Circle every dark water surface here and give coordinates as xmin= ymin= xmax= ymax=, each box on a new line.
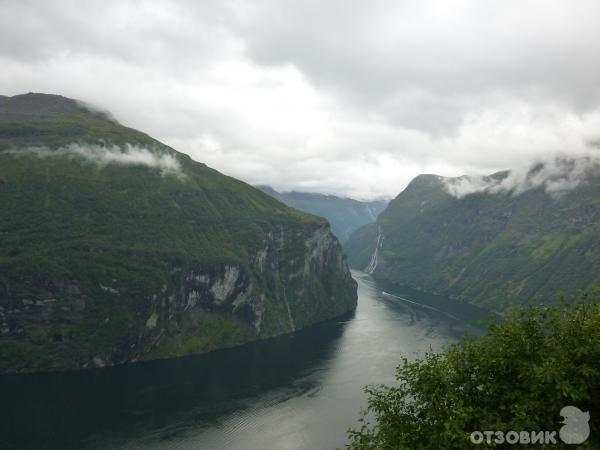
xmin=0 ymin=271 xmax=489 ymax=450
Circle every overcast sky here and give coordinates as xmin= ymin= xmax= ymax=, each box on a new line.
xmin=2 ymin=0 xmax=600 ymax=199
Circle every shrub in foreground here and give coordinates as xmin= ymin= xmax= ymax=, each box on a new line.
xmin=346 ymin=291 xmax=600 ymax=449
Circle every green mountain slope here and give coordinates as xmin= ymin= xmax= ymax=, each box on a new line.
xmin=0 ymin=93 xmax=357 ymax=373
xmin=257 ymin=186 xmax=388 ymax=243
xmin=345 ymin=169 xmax=600 ymax=311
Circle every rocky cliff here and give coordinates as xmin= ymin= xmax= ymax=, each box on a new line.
xmin=0 ymin=93 xmax=357 ymax=373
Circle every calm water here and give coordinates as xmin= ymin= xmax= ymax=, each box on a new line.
xmin=0 ymin=271 xmax=489 ymax=450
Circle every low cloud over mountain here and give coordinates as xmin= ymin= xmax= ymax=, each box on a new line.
xmin=5 ymin=144 xmax=182 ymax=176
xmin=2 ymin=1 xmax=600 ymax=198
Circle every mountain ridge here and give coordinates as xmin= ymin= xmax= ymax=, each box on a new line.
xmin=256 ymin=185 xmax=388 ymax=243
xmin=0 ymin=93 xmax=358 ymax=373
xmin=345 ymin=163 xmax=600 ymax=311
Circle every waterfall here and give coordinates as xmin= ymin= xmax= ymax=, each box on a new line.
xmin=282 ymin=286 xmax=296 ymax=332
xmin=365 ymin=228 xmax=384 ymax=274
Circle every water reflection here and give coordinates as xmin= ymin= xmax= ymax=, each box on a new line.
xmin=0 ymin=310 xmax=353 ymax=449
xmin=0 ymin=271 xmax=488 ymax=450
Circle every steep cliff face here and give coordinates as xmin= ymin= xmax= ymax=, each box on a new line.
xmin=1 ymin=223 xmax=355 ymax=372
xmin=0 ymin=93 xmax=357 ymax=373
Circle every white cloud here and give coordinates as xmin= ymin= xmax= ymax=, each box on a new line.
xmin=5 ymin=144 xmax=182 ymax=176
xmin=443 ymin=153 xmax=600 ymax=198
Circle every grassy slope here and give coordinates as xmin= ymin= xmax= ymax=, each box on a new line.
xmin=346 ymin=173 xmax=600 ymax=311
xmin=0 ymin=98 xmax=322 ymax=277
xmin=0 ymin=94 xmax=356 ymax=372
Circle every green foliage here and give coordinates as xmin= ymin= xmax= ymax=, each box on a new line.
xmin=345 ymin=291 xmax=600 ymax=449
xmin=346 ymin=173 xmax=600 ymax=311
xmin=0 ymin=93 xmax=356 ymax=373
xmin=149 ymin=313 xmax=255 ymax=358
xmin=0 ymin=97 xmax=325 ymax=278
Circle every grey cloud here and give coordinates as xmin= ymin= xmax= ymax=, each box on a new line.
xmin=234 ymin=0 xmax=600 ymax=131
xmin=2 ymin=0 xmax=600 ymax=199
xmin=0 ymin=0 xmax=236 ymax=71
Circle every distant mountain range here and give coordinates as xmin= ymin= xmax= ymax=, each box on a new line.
xmin=0 ymin=93 xmax=357 ymax=373
xmin=345 ymin=164 xmax=600 ymax=311
xmin=256 ymin=186 xmax=388 ymax=243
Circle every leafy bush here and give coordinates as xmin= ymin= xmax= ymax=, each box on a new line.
xmin=346 ymin=291 xmax=600 ymax=449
